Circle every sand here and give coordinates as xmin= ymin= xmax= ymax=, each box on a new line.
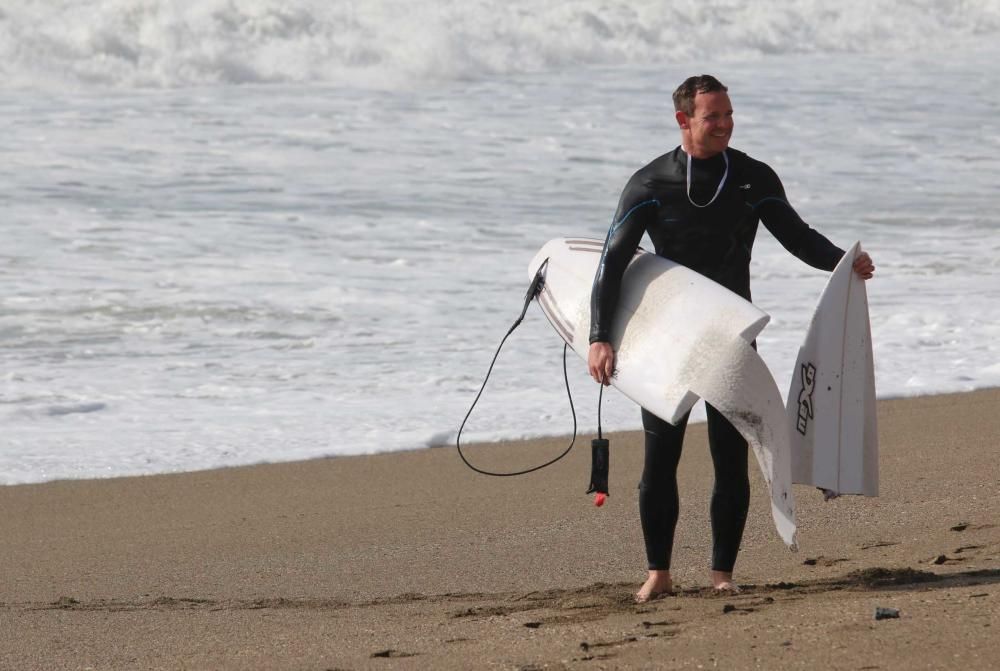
xmin=1 ymin=389 xmax=997 ymax=670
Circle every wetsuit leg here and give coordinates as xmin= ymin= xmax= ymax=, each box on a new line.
xmin=705 ymin=403 xmax=751 ymax=572
xmin=638 ymin=407 xmax=689 ymax=570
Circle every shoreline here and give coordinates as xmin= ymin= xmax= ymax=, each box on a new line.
xmin=1 ymin=389 xmax=998 ymax=669
xmin=4 ymin=386 xmax=996 ymax=491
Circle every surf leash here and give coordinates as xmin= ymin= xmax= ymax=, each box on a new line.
xmin=456 ymin=259 xmax=611 ymax=503
xmin=587 ymin=374 xmax=610 ymax=506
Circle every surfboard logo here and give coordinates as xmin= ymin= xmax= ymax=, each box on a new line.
xmin=796 ymin=363 xmax=817 ymax=435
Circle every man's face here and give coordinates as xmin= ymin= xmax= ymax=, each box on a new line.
xmin=678 ymin=91 xmax=734 ymax=157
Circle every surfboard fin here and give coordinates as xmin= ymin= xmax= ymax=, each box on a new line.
xmin=523 ymin=258 xmax=547 ymax=303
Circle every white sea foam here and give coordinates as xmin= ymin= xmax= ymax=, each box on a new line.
xmin=2 ymin=0 xmax=1000 ymax=89
xmin=0 ymin=6 xmax=998 ymax=484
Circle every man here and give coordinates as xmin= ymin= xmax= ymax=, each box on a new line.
xmin=587 ymin=75 xmax=874 ymax=602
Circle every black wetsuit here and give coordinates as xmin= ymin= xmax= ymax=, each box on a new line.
xmin=590 ymin=146 xmax=844 ymax=572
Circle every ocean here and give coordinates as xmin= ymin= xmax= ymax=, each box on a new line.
xmin=2 ymin=0 xmax=999 ymax=484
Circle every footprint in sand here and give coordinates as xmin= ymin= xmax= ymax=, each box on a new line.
xmin=370 ymin=649 xmax=418 ymax=659
xmin=931 ymin=554 xmax=968 ymax=565
xmin=955 ymin=545 xmax=986 ymax=555
xmin=580 ymin=636 xmax=638 ymax=653
xmin=951 ymin=522 xmax=998 ymax=532
xmin=860 ymin=540 xmax=900 ymax=550
xmin=640 ymin=620 xmax=681 ymax=638
xmin=803 ymin=556 xmax=850 ymax=566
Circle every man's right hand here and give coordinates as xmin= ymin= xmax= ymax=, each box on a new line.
xmin=588 ymin=342 xmax=615 ymax=385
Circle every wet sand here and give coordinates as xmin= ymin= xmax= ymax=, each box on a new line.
xmin=1 ymin=389 xmax=998 ymax=669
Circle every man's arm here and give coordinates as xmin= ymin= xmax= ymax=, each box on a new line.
xmin=752 ymin=164 xmax=846 ymax=272
xmin=588 ymin=180 xmax=657 ymax=384
xmin=753 ymin=165 xmax=875 ymax=278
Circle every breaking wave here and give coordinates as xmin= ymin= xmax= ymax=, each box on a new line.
xmin=3 ymin=0 xmax=1000 ymax=89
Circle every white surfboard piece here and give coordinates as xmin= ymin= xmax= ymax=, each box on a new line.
xmin=788 ymin=241 xmax=878 ymax=497
xmin=528 ymin=238 xmax=797 ymax=547
xmin=687 ymin=338 xmax=798 ymax=547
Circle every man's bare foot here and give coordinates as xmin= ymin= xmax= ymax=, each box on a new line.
xmin=635 ymin=570 xmax=674 ymax=603
xmin=711 ymin=570 xmax=741 ymax=593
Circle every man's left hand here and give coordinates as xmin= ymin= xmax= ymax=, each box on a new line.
xmin=853 ymin=251 xmax=875 ymax=280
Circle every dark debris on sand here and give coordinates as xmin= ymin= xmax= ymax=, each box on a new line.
xmin=847 ymin=567 xmax=940 ymax=588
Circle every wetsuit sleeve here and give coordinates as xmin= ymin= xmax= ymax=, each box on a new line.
xmin=753 ymin=165 xmax=845 ymax=271
xmin=589 ymin=178 xmax=659 ymax=343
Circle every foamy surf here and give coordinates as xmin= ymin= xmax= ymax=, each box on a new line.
xmin=3 ymin=0 xmax=999 ymax=89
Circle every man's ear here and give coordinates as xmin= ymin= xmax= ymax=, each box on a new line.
xmin=675 ymin=110 xmax=689 ymax=129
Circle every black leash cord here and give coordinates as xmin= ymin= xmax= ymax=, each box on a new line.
xmin=597 ymin=371 xmax=605 ymax=439
xmin=455 ymin=261 xmax=581 ymax=477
